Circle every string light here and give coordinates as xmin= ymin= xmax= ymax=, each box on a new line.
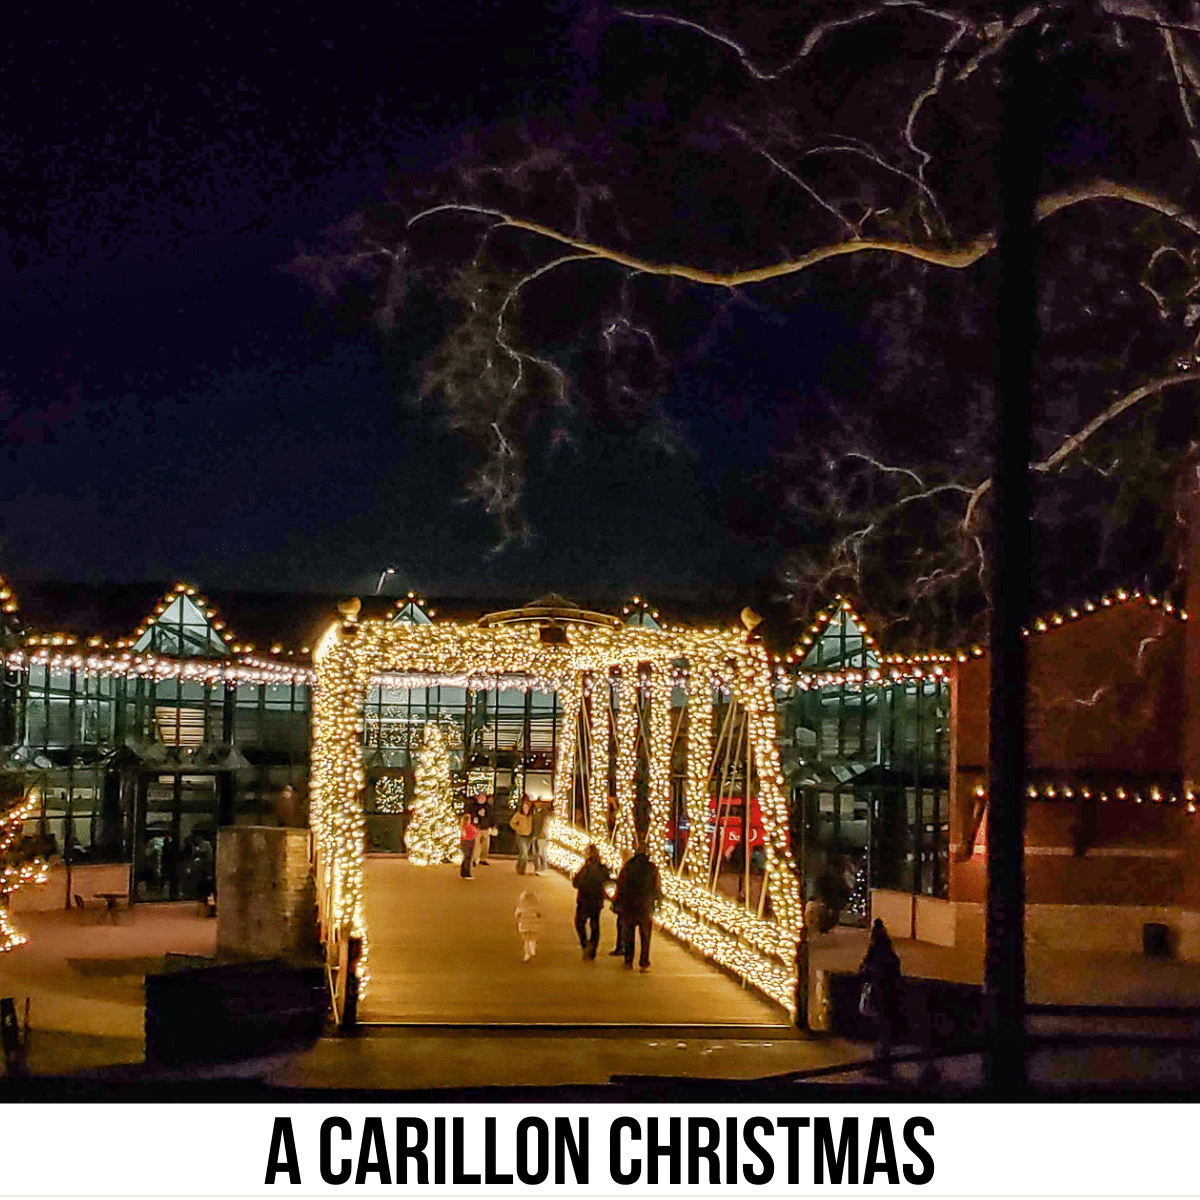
xmin=682 ymin=680 xmax=713 ymax=876
xmin=374 ymin=777 xmax=405 ymax=814
xmin=587 ymin=675 xmax=608 ymax=837
xmin=614 ymin=667 xmax=639 ymax=858
xmin=975 ymin=782 xmax=1189 ymax=808
xmin=1017 ymin=589 xmax=1187 ymax=639
xmin=0 ymin=791 xmax=50 ymax=953
xmin=311 ymin=613 xmax=805 ymax=1012
xmin=405 ymin=722 xmax=460 ymax=865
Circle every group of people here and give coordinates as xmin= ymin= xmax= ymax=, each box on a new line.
xmin=569 ymin=841 xmax=662 ymax=970
xmin=457 ymin=793 xmax=551 ymax=879
xmin=451 ymin=793 xmax=664 ymax=970
xmin=481 ymin=840 xmax=663 ymax=971
xmin=511 ymin=842 xmax=662 ymax=969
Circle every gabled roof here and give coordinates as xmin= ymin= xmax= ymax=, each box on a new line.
xmin=793 ymin=597 xmax=880 ymax=671
xmin=130 ymin=585 xmax=233 ymax=657
xmin=6 ymin=580 xmax=790 ymax=668
xmin=622 ymin=596 xmax=662 ymax=630
xmin=391 ymin=591 xmax=433 ymax=625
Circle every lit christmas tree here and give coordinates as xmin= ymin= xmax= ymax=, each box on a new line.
xmin=0 ymin=790 xmax=50 ymax=953
xmin=405 ymin=722 xmax=460 ymax=865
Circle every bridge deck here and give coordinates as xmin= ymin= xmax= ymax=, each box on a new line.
xmin=358 ymin=855 xmax=789 ymax=1027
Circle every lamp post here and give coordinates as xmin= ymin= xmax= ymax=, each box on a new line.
xmin=375 ymin=567 xmax=396 ymax=595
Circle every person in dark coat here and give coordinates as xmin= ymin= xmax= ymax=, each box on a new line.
xmin=613 ymin=843 xmax=662 ymax=971
xmin=572 ymin=843 xmax=610 ymax=959
xmin=858 ymin=917 xmax=902 ymax=1074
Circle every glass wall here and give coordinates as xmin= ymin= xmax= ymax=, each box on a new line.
xmin=13 ymin=664 xmax=312 ymax=883
xmin=779 ymin=675 xmax=950 ymax=919
xmin=361 ymin=683 xmax=561 ymax=854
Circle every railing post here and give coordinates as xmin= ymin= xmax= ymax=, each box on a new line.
xmin=1 ymin=997 xmax=27 ymax=1077
xmin=336 ymin=930 xmax=362 ymax=1032
xmin=793 ymin=928 xmax=810 ymax=1030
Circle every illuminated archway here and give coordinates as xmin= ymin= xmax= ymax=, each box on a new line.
xmin=310 ymin=611 xmax=803 ymax=1014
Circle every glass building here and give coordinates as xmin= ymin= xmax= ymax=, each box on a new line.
xmin=0 ymin=580 xmax=950 ymax=920
xmin=776 ymin=602 xmax=952 ymax=922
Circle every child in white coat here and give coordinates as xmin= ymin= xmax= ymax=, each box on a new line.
xmin=514 ymin=890 xmax=544 ymax=962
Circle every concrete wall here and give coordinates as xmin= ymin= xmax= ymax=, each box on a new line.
xmin=932 ymin=901 xmax=1200 ymax=960
xmin=914 ymin=895 xmax=957 ymax=946
xmin=216 ymin=826 xmax=318 ymax=963
xmin=870 ymin=888 xmax=914 ymax=939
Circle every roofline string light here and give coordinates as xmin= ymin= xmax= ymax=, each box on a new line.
xmin=969 ymin=780 xmax=1200 ymax=812
xmin=774 ymin=587 xmax=1188 ymax=695
xmin=1021 ymin=589 xmax=1188 ymax=639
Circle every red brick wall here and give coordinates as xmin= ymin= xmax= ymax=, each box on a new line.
xmin=949 ymin=604 xmax=1187 ymax=907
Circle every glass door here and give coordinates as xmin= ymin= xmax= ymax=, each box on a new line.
xmin=135 ymin=773 xmax=218 ymax=901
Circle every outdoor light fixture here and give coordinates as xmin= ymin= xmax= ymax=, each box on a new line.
xmin=376 ymin=566 xmax=397 ymax=595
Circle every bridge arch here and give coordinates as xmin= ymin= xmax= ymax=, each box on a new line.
xmin=309 ymin=606 xmax=804 ymax=1017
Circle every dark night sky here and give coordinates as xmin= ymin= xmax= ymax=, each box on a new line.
xmin=2 ymin=1 xmax=853 ymax=605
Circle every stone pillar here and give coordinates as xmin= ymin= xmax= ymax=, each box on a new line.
xmin=216 ymin=826 xmax=319 ymax=963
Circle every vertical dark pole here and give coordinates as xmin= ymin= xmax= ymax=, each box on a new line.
xmin=985 ymin=5 xmax=1039 ymax=1093
xmin=171 ymin=774 xmax=183 ymax=901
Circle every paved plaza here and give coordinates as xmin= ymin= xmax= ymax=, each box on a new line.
xmin=4 ymin=858 xmax=1200 ymax=1087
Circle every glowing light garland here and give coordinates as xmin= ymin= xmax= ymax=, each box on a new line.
xmin=682 ymin=684 xmax=713 ymax=877
xmin=0 ymin=793 xmax=50 ymax=953
xmin=587 ymin=676 xmax=608 ymax=840
xmin=310 ymin=614 xmax=804 ymax=1014
xmin=647 ymin=668 xmax=672 ymax=866
xmin=552 ymin=677 xmax=583 ymax=821
xmin=3 ymin=648 xmax=312 ymax=688
xmin=373 ymin=777 xmax=406 ymax=814
xmin=614 ymin=668 xmax=639 ymax=858
xmin=405 ymin=722 xmax=460 ymax=865
xmin=970 ymin=779 xmax=1200 ymax=812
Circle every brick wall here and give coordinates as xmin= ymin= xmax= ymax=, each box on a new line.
xmin=950 ymin=605 xmax=1188 ymax=907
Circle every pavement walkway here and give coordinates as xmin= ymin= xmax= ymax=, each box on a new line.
xmin=359 ymin=855 xmax=786 ymax=1026
xmin=5 ymin=863 xmax=1200 ymax=1087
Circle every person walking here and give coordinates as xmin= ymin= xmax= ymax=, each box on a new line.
xmin=459 ymin=810 xmax=478 ymax=880
xmin=470 ymin=793 xmax=494 ymax=867
xmin=572 ymin=843 xmax=610 ymax=959
xmin=514 ymin=889 xmax=544 ymax=962
xmin=510 ymin=794 xmax=536 ymax=874
xmin=607 ymin=887 xmax=628 ymax=957
xmin=613 ymin=841 xmax=661 ymax=971
xmin=858 ymin=917 xmax=903 ymax=1076
xmin=531 ymin=798 xmax=552 ymax=875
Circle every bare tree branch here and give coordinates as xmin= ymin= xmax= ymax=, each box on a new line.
xmin=406 ymin=178 xmax=1200 ymax=291
xmin=962 ymin=370 xmax=1199 ymax=530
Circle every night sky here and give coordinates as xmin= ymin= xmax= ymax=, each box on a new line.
xmin=2 ymin=0 xmax=853 ymax=606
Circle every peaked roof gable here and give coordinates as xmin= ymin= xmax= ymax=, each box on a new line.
xmin=795 ymin=597 xmax=881 ymax=671
xmin=130 ymin=585 xmax=234 ymax=658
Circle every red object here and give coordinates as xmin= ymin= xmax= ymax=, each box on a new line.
xmin=708 ymin=795 xmax=764 ymax=855
xmin=668 ymin=796 xmax=765 ymax=858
